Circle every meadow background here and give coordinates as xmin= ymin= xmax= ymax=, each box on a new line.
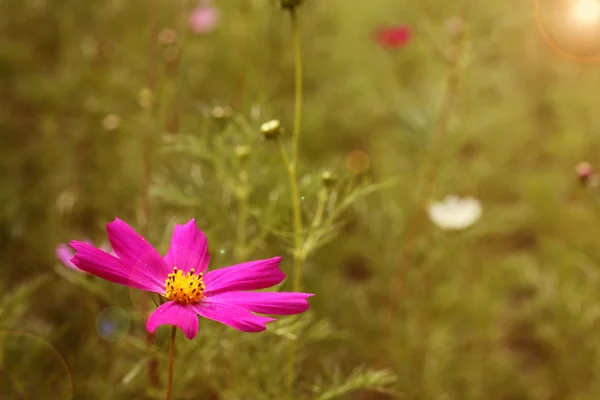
xmin=3 ymin=0 xmax=600 ymax=399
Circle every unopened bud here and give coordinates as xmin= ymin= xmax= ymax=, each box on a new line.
xmin=277 ymin=0 xmax=304 ymax=11
xmin=321 ymin=171 xmax=337 ymax=188
xmin=260 ymin=119 xmax=282 ymax=139
xmin=235 ymin=145 xmax=251 ymax=161
xmin=576 ymin=161 xmax=598 ymax=187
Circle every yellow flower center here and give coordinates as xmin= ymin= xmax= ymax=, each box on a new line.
xmin=164 ymin=267 xmax=206 ymax=305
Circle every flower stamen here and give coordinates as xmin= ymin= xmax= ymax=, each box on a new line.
xmin=164 ymin=267 xmax=206 ymax=304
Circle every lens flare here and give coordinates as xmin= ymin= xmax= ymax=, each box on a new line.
xmin=572 ymin=0 xmax=600 ymax=25
xmin=535 ymin=0 xmax=600 ymax=62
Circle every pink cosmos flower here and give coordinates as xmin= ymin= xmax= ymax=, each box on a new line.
xmin=189 ymin=4 xmax=219 ymax=34
xmin=57 ymin=239 xmax=114 ymax=272
xmin=69 ymin=219 xmax=313 ymax=339
xmin=375 ymin=25 xmax=413 ymax=49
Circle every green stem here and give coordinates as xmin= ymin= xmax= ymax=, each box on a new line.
xmin=311 ymin=188 xmax=328 ymax=229
xmin=283 ymin=6 xmax=305 ymax=396
xmin=145 ymin=0 xmax=160 ymax=389
xmin=391 ymin=5 xmax=469 ymax=397
xmin=290 ymin=8 xmax=303 ymax=168
xmin=166 ymin=326 xmax=177 ymax=400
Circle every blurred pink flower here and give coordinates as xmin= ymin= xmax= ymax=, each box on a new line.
xmin=56 ymin=239 xmax=113 ymax=273
xmin=375 ymin=25 xmax=413 ymax=49
xmin=576 ymin=161 xmax=598 ymax=187
xmin=189 ymin=4 xmax=219 ymax=34
xmin=69 ymin=218 xmax=313 ymax=339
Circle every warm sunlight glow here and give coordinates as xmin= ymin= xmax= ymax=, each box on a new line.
xmin=572 ymin=0 xmax=600 ymax=25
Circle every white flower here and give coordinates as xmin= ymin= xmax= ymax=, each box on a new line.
xmin=428 ymin=195 xmax=482 ymax=230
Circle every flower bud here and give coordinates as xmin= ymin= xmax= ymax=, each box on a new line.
xmin=234 ymin=145 xmax=251 ymax=161
xmin=260 ymin=119 xmax=282 ymax=139
xmin=576 ymin=161 xmax=598 ymax=187
xmin=277 ymin=0 xmax=304 ymax=11
xmin=321 ymin=171 xmax=337 ymax=188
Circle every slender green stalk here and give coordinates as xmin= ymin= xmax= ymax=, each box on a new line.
xmin=145 ymin=0 xmax=160 ymax=388
xmin=311 ymin=188 xmax=328 ymax=229
xmin=391 ymin=2 xmax=469 ymax=318
xmin=290 ymin=9 xmax=303 ymax=170
xmin=391 ymin=5 xmax=469 ymax=398
xmin=166 ymin=326 xmax=177 ymax=400
xmin=276 ymin=139 xmax=304 ymax=281
xmin=283 ymin=7 xmax=305 ymax=395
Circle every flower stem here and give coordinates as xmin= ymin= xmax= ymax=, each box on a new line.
xmin=390 ymin=5 xmax=469 ymax=397
xmin=282 ymin=6 xmax=305 ymax=396
xmin=290 ymin=8 xmax=303 ymax=171
xmin=392 ymin=1 xmax=468 ymax=317
xmin=145 ymin=0 xmax=160 ymax=389
xmin=166 ymin=326 xmax=177 ymax=400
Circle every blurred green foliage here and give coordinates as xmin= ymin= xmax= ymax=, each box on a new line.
xmin=3 ymin=0 xmax=600 ymax=398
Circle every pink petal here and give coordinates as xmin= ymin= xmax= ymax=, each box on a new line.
xmin=164 ymin=219 xmax=210 ymax=274
xmin=203 ymin=257 xmax=285 ymax=295
xmin=193 ymin=301 xmax=275 ymax=332
xmin=69 ymin=241 xmax=165 ymax=293
xmin=57 ymin=239 xmax=94 ymax=272
xmin=56 ymin=244 xmax=79 ymax=272
xmin=146 ymin=301 xmax=199 ymax=340
xmin=206 ymin=291 xmax=313 ymax=315
xmin=106 ymin=218 xmax=171 ymax=283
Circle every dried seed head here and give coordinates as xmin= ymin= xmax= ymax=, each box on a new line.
xmin=321 ymin=171 xmax=337 ymax=188
xmin=234 ymin=145 xmax=251 ymax=161
xmin=277 ymin=0 xmax=305 ymax=10
xmin=260 ymin=119 xmax=282 ymax=139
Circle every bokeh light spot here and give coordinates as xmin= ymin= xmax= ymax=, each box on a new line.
xmin=572 ymin=0 xmax=600 ymax=25
xmin=536 ymin=0 xmax=600 ymax=61
xmin=102 ymin=114 xmax=121 ymax=131
xmin=345 ymin=150 xmax=370 ymax=174
xmin=96 ymin=306 xmax=131 ymax=342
